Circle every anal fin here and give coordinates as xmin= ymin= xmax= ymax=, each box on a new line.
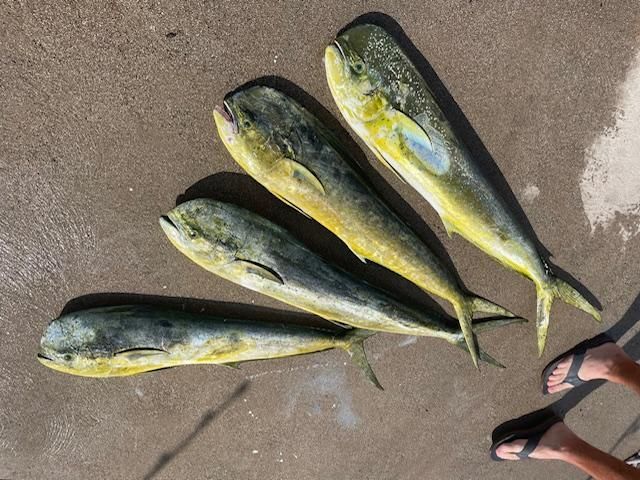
xmin=345 ymin=243 xmax=367 ymax=263
xmin=221 ymin=362 xmax=241 ymax=370
xmin=442 ymin=217 xmax=457 ymax=238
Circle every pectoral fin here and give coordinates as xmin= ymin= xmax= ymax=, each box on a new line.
xmin=281 ymin=158 xmax=325 ymax=195
xmin=390 ymin=108 xmax=450 ymax=175
xmin=114 ymin=348 xmax=169 ymax=361
xmin=234 ymin=259 xmax=284 ymax=285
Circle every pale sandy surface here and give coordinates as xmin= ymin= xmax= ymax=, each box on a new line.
xmin=2 ymin=2 xmax=640 ymax=479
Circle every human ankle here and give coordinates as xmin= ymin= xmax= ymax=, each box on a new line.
xmin=607 ymin=356 xmax=638 ymax=384
xmin=549 ymin=434 xmax=586 ymax=461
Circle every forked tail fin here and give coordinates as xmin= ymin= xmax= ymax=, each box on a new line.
xmin=536 ymin=277 xmax=601 ymax=356
xmin=453 ymin=295 xmax=518 ymax=370
xmin=470 ymin=296 xmax=518 ymax=318
xmin=452 ymin=316 xmax=527 ymax=368
xmin=341 ymin=329 xmax=383 ymax=390
xmin=453 ymin=303 xmax=479 ymax=370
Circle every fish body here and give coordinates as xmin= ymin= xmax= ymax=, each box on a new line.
xmin=214 ymin=86 xmax=515 ymax=367
xmin=324 ymin=24 xmax=600 ymax=355
xmin=160 ymin=199 xmax=523 ymax=366
xmin=38 ymin=305 xmax=381 ymax=387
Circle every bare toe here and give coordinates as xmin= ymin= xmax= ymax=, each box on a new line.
xmin=496 ymin=440 xmax=527 ymax=460
xmin=547 ymin=383 xmax=572 ymax=394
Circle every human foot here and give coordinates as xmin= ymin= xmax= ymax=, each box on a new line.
xmin=546 ymin=341 xmax=631 ymax=394
xmin=494 ymin=421 xmax=579 ymax=461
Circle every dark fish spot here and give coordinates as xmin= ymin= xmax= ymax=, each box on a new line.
xmin=165 ymin=31 xmax=179 ymax=39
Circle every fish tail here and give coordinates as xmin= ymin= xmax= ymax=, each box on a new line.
xmin=451 ymin=316 xmax=527 ymax=368
xmin=535 ymin=277 xmax=602 ymax=357
xmin=341 ymin=329 xmax=383 ymax=390
xmin=452 ymin=337 xmax=504 ymax=369
xmin=469 ymin=295 xmax=518 ymax=318
xmin=554 ymin=277 xmax=602 ymax=322
xmin=470 ymin=316 xmax=528 ymax=334
xmin=452 ymin=302 xmax=479 ymax=369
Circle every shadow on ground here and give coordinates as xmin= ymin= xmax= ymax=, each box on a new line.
xmin=61 ymin=292 xmax=333 ymax=330
xmin=143 ymin=381 xmax=250 ymax=480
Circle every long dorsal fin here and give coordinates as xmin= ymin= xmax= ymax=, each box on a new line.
xmin=233 ymin=259 xmax=284 ymax=285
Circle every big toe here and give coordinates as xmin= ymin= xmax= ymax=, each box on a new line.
xmin=495 ymin=440 xmax=527 ymax=460
xmin=547 ymin=382 xmax=572 ymax=394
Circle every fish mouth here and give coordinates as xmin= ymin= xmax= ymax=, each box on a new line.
xmin=37 ymin=352 xmax=54 ymax=363
xmin=160 ymin=214 xmax=176 ymax=229
xmin=159 ymin=214 xmax=180 ymax=238
xmin=333 ymin=39 xmax=347 ymax=60
xmin=214 ymin=101 xmax=238 ymax=134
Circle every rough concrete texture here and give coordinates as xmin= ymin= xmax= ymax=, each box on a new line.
xmin=2 ymin=1 xmax=640 ymax=479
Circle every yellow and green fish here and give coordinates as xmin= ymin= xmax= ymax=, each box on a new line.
xmin=38 ymin=304 xmax=382 ymax=388
xmin=214 ymin=85 xmax=515 ymax=367
xmin=160 ymin=199 xmax=524 ymax=367
xmin=324 ymin=23 xmax=600 ymax=355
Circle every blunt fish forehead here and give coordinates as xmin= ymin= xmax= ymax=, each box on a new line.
xmin=40 ymin=313 xmax=97 ymax=353
xmin=170 ymin=198 xmax=226 ymax=226
xmin=163 ymin=199 xmax=244 ymax=259
xmin=228 ymin=86 xmax=296 ymax=130
xmin=338 ymin=24 xmax=395 ymax=62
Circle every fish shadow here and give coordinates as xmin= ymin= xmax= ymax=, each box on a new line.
xmin=61 ymin=292 xmax=335 ymax=330
xmin=142 ymin=380 xmax=249 ymax=480
xmin=176 ymin=171 xmax=451 ymax=318
xmin=338 ymin=12 xmax=601 ymax=311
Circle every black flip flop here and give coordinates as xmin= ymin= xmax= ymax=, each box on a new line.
xmin=541 ymin=333 xmax=614 ymax=395
xmin=490 ymin=413 xmax=562 ymax=461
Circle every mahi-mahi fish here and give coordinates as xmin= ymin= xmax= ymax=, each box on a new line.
xmin=160 ymin=199 xmax=524 ymax=366
xmin=324 ymin=23 xmax=600 ymax=355
xmin=213 ymin=85 xmax=516 ymax=367
xmin=37 ymin=304 xmax=382 ymax=388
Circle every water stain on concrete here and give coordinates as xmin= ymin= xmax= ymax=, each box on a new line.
xmin=581 ymin=50 xmax=640 ymax=242
xmin=522 ymin=184 xmax=540 ymax=203
xmin=285 ymin=369 xmax=359 ymax=429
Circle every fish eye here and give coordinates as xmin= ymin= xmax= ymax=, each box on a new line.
xmin=353 ymin=61 xmax=365 ymax=74
xmin=189 ymin=230 xmax=198 ymax=238
xmin=63 ymin=353 xmax=72 ymax=362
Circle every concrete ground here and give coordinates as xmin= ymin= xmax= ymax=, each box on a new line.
xmin=2 ymin=1 xmax=640 ymax=479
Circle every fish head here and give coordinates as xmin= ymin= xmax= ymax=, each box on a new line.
xmin=160 ymin=199 xmax=242 ymax=269
xmin=325 ymin=25 xmax=389 ymax=122
xmin=214 ymin=87 xmax=297 ymax=177
xmin=37 ymin=312 xmax=105 ymax=376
